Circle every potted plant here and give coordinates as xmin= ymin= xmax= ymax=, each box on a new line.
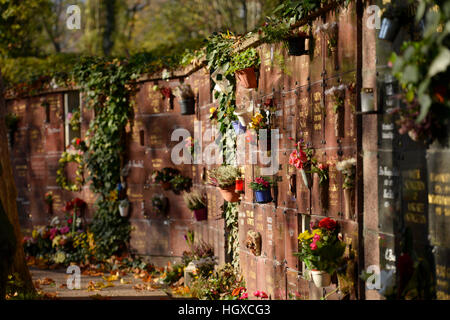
xmin=288 ymin=137 xmax=315 ymax=189
xmin=259 ymin=19 xmax=310 ymax=56
xmin=183 ymin=190 xmax=207 ymax=221
xmin=173 ymin=84 xmax=195 ymax=115
xmin=152 ymin=167 xmax=181 ymax=190
xmin=311 ymin=163 xmax=329 ymax=210
xmin=325 ymin=84 xmax=346 ymax=138
xmin=227 ymin=48 xmax=260 ymax=89
xmin=170 ymin=174 xmax=192 ymax=194
xmin=250 ymin=177 xmax=273 ymax=204
xmin=336 ymin=158 xmax=356 ymax=220
xmin=119 ymin=199 xmax=130 ymax=217
xmin=208 ymin=165 xmax=241 ymax=202
xmin=295 ymin=218 xmax=346 ymax=288
xmin=151 ymin=194 xmax=168 ymax=215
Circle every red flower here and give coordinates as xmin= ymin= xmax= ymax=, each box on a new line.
xmin=72 ymin=197 xmax=86 ymax=209
xmin=318 ymin=217 xmax=337 ymax=231
xmin=64 ymin=201 xmax=74 ymax=212
xmin=76 ymin=138 xmax=81 ymax=146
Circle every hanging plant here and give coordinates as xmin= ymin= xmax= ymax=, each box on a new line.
xmin=227 ymin=48 xmax=261 ymax=89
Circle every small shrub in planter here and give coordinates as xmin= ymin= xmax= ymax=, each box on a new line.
xmin=250 ymin=177 xmax=273 ymax=203
xmin=119 ymin=199 xmax=130 ymax=217
xmin=208 ymin=165 xmax=242 ymax=202
xmin=170 ymin=174 xmax=192 ymax=194
xmin=173 ymin=84 xmax=195 ymax=115
xmin=152 ymin=167 xmax=180 ymax=190
xmin=259 ymin=20 xmax=310 ymax=56
xmin=227 ymin=48 xmax=260 ymax=89
xmin=183 ymin=190 xmax=207 ymax=221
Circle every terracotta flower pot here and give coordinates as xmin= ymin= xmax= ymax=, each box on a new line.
xmin=344 ymin=188 xmax=355 ymax=220
xmin=310 ymin=270 xmax=332 ymax=288
xmin=193 ymin=207 xmax=207 ymax=221
xmin=219 ymin=186 xmax=241 ymax=203
xmin=235 ymin=67 xmax=257 ymax=89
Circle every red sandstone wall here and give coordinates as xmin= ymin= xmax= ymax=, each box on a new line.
xmin=7 ymin=3 xmax=362 ymax=300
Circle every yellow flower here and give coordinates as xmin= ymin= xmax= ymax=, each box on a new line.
xmin=298 ymin=230 xmax=312 ymax=242
xmin=209 ymin=107 xmax=216 ymax=114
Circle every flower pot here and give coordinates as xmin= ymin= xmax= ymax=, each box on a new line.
xmin=310 ymin=270 xmax=332 ymax=288
xmin=119 ymin=204 xmax=129 ymax=217
xmin=193 ymin=207 xmax=207 ymax=221
xmin=378 ymin=18 xmax=400 ymax=41
xmin=343 ymin=188 xmax=355 ymax=220
xmin=235 ymin=67 xmax=257 ymax=89
xmin=219 ymin=186 xmax=241 ymax=203
xmin=179 ymin=98 xmax=195 ymax=115
xmin=286 ymin=35 xmax=308 ymax=56
xmin=254 ymin=189 xmax=272 ymax=204
xmin=161 ymin=181 xmax=171 ymax=190
xmin=231 ymin=120 xmax=246 ymax=135
xmin=300 ymin=167 xmax=312 ymax=189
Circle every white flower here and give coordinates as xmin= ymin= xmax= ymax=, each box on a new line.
xmin=336 ymin=158 xmax=356 ymax=171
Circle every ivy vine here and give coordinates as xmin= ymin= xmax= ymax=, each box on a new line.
xmin=72 ymin=57 xmax=139 ymax=260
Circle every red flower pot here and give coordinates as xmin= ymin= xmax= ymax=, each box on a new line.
xmin=193 ymin=207 xmax=207 ymax=221
xmin=235 ymin=67 xmax=257 ymax=89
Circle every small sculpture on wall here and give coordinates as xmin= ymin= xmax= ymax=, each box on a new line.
xmin=245 ymin=230 xmax=262 ymax=256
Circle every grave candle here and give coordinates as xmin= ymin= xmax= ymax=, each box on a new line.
xmin=235 ymin=178 xmax=244 ymax=193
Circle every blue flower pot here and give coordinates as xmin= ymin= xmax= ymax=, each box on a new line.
xmin=255 ymin=189 xmax=272 ymax=203
xmin=232 ymin=120 xmax=246 ymax=135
